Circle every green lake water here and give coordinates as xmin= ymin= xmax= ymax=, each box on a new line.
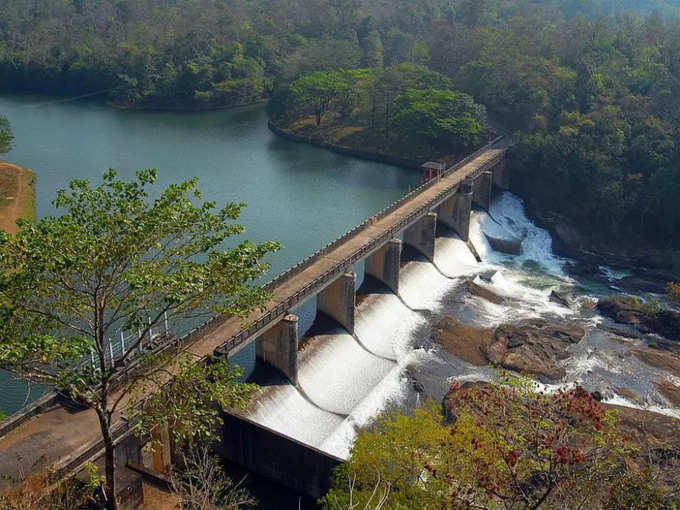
xmin=0 ymin=95 xmax=419 ymax=415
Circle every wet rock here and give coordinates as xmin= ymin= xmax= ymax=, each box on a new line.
xmin=653 ymin=310 xmax=680 ymax=341
xmin=465 ymin=280 xmax=506 ymax=305
xmin=655 ymin=380 xmax=680 ymax=407
xmin=491 ymin=320 xmax=586 ymax=381
xmin=597 ymin=297 xmax=649 ymax=327
xmin=597 ymin=323 xmax=643 ymax=340
xmin=629 ymin=348 xmax=680 ymax=378
xmin=549 ymin=290 xmax=571 ymax=308
xmin=484 ymin=233 xmax=522 ymax=255
xmin=591 ymin=391 xmax=603 ymax=402
xmin=633 ymin=254 xmax=675 ymax=271
xmin=615 ymin=276 xmax=668 ymax=295
xmin=432 ymin=317 xmax=494 ymax=367
xmin=412 ymin=380 xmax=425 ymax=394
xmin=598 ymin=296 xmax=680 ymax=341
xmin=435 ymin=318 xmax=586 ymax=382
xmin=565 ymin=260 xmax=607 ymax=282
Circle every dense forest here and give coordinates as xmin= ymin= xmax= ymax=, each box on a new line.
xmin=1 ymin=0 xmax=680 ymax=249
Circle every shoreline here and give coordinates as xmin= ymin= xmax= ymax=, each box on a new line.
xmin=108 ymin=97 xmax=268 ymax=113
xmin=0 ymin=160 xmax=35 ymax=234
xmin=267 ymin=121 xmax=423 ymax=170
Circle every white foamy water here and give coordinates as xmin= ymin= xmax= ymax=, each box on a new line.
xmin=245 ymin=383 xmax=345 ymax=449
xmin=399 ymin=261 xmax=452 ymax=310
xmin=434 ymin=234 xmax=478 ymax=278
xmin=355 ymin=293 xmax=424 ymax=360
xmin=470 ymin=192 xmax=566 ymax=276
xmin=322 ymin=359 xmax=414 ymax=458
xmin=297 ymin=328 xmax=396 ymax=416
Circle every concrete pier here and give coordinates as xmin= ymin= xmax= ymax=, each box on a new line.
xmin=255 ymin=315 xmax=299 ymax=384
xmin=493 ymin=158 xmax=509 ymax=190
xmin=318 ymin=273 xmax=356 ymax=334
xmin=365 ymin=239 xmax=402 ymax=293
xmin=404 ymin=212 xmax=437 ymax=262
xmin=473 ymin=171 xmax=493 ymax=210
xmin=438 ymin=179 xmax=473 ymax=241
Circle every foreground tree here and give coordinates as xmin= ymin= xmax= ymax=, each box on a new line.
xmin=0 ymin=169 xmax=279 ymax=510
xmin=321 ymin=376 xmax=679 ymax=510
xmin=168 ymin=445 xmax=256 ymax=510
xmin=0 ymin=114 xmax=13 ymax=154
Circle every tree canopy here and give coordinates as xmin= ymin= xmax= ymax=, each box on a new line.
xmin=321 ymin=377 xmax=679 ymax=510
xmin=1 ymin=0 xmax=679 ymax=248
xmin=0 ymin=169 xmax=279 ymax=509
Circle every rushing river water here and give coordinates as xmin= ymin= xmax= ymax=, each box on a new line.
xmin=0 ymin=94 xmax=420 ymax=415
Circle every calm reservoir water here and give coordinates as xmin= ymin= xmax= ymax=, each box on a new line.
xmin=0 ymin=95 xmax=419 ymax=415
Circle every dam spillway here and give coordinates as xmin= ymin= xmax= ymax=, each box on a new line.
xmin=237 ymin=233 xmax=478 ymax=460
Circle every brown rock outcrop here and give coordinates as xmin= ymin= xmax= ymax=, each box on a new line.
xmin=434 ymin=318 xmax=586 ymax=381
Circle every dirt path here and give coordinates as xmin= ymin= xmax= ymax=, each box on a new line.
xmin=0 ymin=161 xmax=35 ymax=234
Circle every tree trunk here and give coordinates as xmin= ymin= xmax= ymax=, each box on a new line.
xmin=102 ymin=419 xmax=119 ymax=510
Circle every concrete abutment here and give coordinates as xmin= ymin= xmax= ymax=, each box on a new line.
xmin=438 ymin=179 xmax=473 ymax=241
xmin=473 ymin=171 xmax=493 ymax=210
xmin=365 ymin=239 xmax=402 ymax=294
xmin=255 ymin=315 xmax=299 ymax=384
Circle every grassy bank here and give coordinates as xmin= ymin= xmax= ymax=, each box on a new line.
xmin=0 ymin=161 xmax=35 ymax=233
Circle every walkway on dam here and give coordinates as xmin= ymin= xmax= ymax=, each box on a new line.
xmin=0 ymin=142 xmax=505 ymax=486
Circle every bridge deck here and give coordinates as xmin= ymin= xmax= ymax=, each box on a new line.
xmin=0 ymin=145 xmax=505 ymax=486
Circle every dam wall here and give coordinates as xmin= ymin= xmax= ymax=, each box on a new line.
xmin=217 ymin=411 xmax=343 ymax=498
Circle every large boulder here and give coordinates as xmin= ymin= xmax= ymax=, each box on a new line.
xmin=433 ymin=317 xmax=586 ymax=382
xmin=549 ymin=290 xmax=571 ymax=308
xmin=565 ymin=260 xmax=607 ymax=282
xmin=465 ymin=280 xmax=506 ymax=305
xmin=597 ymin=297 xmax=649 ymax=328
xmin=598 ymin=297 xmax=680 ymax=341
xmin=484 ymin=233 xmax=522 ymax=255
xmin=490 ymin=320 xmax=586 ymax=381
xmin=432 ymin=317 xmax=494 ymax=366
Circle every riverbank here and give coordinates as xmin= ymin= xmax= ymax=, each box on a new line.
xmin=269 ymin=118 xmax=455 ymax=170
xmin=109 ymin=98 xmax=268 ymax=113
xmin=0 ymin=161 xmax=35 ymax=233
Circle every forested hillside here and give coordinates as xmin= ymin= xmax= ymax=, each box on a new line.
xmin=2 ymin=0 xmax=680 ymax=249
